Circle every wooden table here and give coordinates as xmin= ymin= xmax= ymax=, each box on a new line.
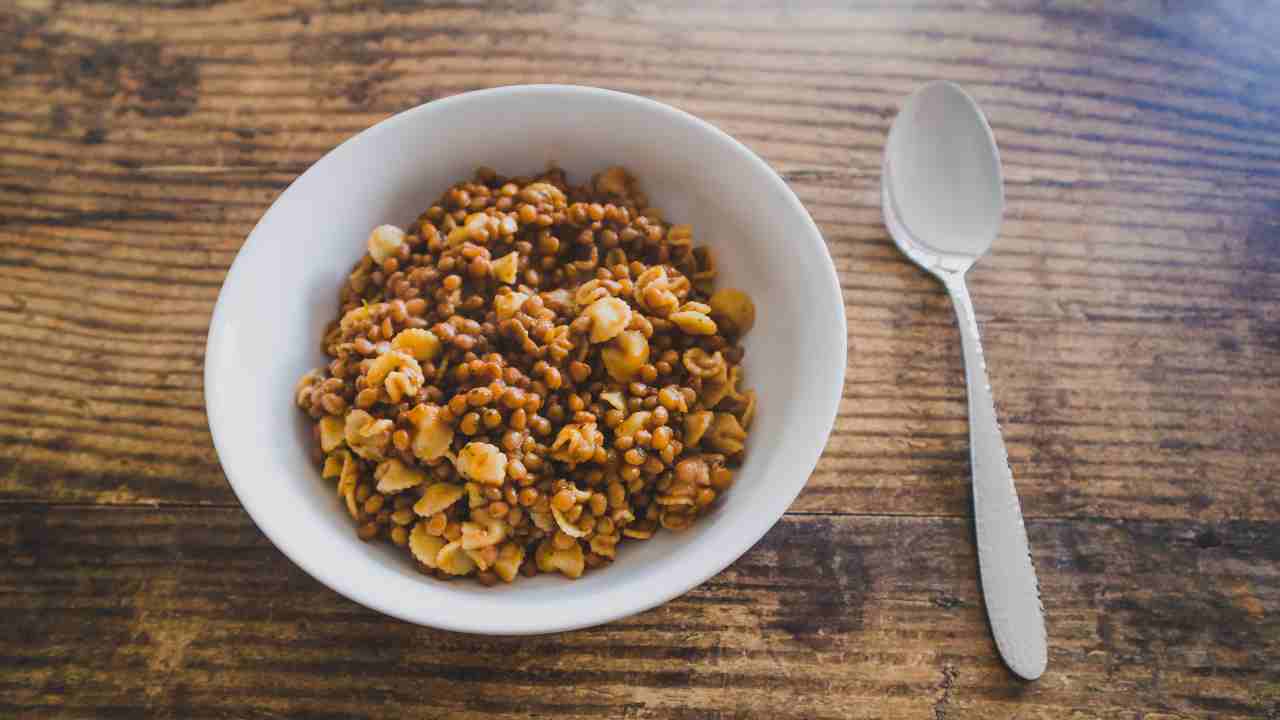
xmin=3 ymin=1 xmax=1278 ymax=717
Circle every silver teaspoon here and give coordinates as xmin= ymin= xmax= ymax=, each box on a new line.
xmin=881 ymin=81 xmax=1047 ymax=680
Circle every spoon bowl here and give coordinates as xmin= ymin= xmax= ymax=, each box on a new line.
xmin=883 ymin=81 xmax=1004 ymax=271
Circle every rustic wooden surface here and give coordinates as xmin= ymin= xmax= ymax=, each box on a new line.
xmin=2 ymin=0 xmax=1278 ymax=717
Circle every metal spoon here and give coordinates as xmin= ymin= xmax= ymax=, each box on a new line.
xmin=881 ymin=81 xmax=1047 ymax=680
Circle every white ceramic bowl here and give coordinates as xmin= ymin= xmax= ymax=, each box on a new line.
xmin=205 ymin=85 xmax=845 ymax=633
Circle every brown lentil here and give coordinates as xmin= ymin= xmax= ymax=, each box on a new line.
xmin=296 ymin=166 xmax=754 ymax=584
xmin=390 ymin=525 xmax=409 ymax=546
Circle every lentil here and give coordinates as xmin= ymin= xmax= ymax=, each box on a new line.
xmin=296 ymin=166 xmax=755 ymax=583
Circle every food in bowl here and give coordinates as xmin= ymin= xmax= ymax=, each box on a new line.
xmin=294 ymin=165 xmax=757 ymax=584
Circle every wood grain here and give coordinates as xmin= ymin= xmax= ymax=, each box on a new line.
xmin=1 ymin=0 xmax=1279 ymax=717
xmin=3 ymin=508 xmax=1278 ymax=719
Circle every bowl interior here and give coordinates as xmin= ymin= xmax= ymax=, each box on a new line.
xmin=206 ymin=85 xmax=845 ymax=633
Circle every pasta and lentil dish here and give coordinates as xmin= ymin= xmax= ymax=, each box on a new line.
xmin=295 ymin=166 xmax=756 ymax=584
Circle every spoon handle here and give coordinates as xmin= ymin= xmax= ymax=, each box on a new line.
xmin=944 ymin=273 xmax=1047 ymax=681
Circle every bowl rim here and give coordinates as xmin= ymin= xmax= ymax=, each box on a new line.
xmin=205 ymin=83 xmax=847 ymax=633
